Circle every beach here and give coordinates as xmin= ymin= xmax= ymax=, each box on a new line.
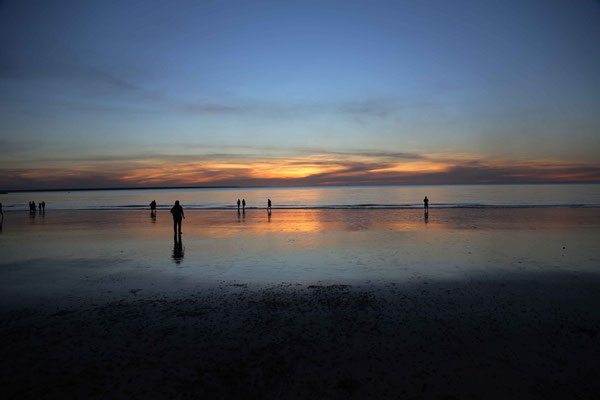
xmin=1 ymin=208 xmax=600 ymax=398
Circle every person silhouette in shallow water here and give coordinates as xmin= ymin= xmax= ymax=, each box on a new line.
xmin=41 ymin=201 xmax=45 ymax=212
xmin=267 ymin=198 xmax=272 ymax=213
xmin=150 ymin=200 xmax=157 ymax=211
xmin=424 ymin=196 xmax=429 ymax=214
xmin=237 ymin=199 xmax=241 ymax=211
xmin=170 ymin=200 xmax=185 ymax=234
xmin=242 ymin=199 xmax=246 ymax=212
xmin=0 ymin=202 xmax=3 ymax=217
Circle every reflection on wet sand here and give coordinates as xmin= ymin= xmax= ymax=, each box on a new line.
xmin=1 ymin=208 xmax=600 ymax=299
xmin=5 ymin=208 xmax=600 ymax=247
xmin=10 ymin=209 xmax=596 ymax=241
xmin=172 ymin=234 xmax=184 ymax=264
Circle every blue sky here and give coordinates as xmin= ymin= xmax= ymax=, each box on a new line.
xmin=0 ymin=0 xmax=599 ymax=189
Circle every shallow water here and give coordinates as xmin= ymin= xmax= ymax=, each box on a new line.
xmin=1 ymin=208 xmax=599 ymax=307
xmin=2 ymin=183 xmax=600 ymax=210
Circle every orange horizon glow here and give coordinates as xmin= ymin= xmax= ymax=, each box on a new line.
xmin=2 ymin=153 xmax=600 ymax=190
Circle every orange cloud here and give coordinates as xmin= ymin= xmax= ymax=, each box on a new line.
xmin=1 ymin=151 xmax=599 ymax=190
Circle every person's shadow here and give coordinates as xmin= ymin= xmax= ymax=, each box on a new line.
xmin=172 ymin=234 xmax=184 ymax=264
xmin=151 ymin=210 xmax=156 ymax=223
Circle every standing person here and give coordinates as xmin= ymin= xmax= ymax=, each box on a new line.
xmin=170 ymin=200 xmax=185 ymax=235
xmin=242 ymin=199 xmax=246 ymax=212
xmin=237 ymin=199 xmax=241 ymax=211
xmin=267 ymin=198 xmax=272 ymax=212
xmin=0 ymin=202 xmax=3 ymax=217
xmin=150 ymin=200 xmax=157 ymax=211
xmin=424 ymin=196 xmax=429 ymax=214
xmin=41 ymin=201 xmax=45 ymax=212
xmin=38 ymin=202 xmax=42 ymax=212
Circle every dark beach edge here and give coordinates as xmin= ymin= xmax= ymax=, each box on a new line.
xmin=2 ymin=271 xmax=600 ymax=399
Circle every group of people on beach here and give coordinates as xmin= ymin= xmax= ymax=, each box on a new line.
xmin=235 ymin=198 xmax=272 ymax=213
xmin=159 ymin=196 xmax=429 ymax=234
xmin=28 ymin=201 xmax=45 ymax=213
xmin=151 ymin=198 xmax=276 ymax=235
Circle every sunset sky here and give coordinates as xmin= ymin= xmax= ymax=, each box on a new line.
xmin=1 ymin=0 xmax=599 ymax=190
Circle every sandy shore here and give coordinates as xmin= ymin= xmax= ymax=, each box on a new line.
xmin=1 ymin=209 xmax=599 ymax=398
xmin=2 ymin=272 xmax=600 ymax=399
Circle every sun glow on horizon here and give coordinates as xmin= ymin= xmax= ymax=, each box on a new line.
xmin=3 ymin=151 xmax=598 ymax=191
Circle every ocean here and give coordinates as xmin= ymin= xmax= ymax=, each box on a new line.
xmin=2 ymin=183 xmax=599 ymax=211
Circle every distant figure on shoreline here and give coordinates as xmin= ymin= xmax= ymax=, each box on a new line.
xmin=237 ymin=199 xmax=241 ymax=211
xmin=38 ymin=202 xmax=42 ymax=212
xmin=267 ymin=198 xmax=272 ymax=213
xmin=29 ymin=201 xmax=35 ymax=213
xmin=242 ymin=199 xmax=246 ymax=212
xmin=424 ymin=196 xmax=429 ymax=214
xmin=170 ymin=200 xmax=185 ymax=235
xmin=0 ymin=202 xmax=3 ymax=217
xmin=41 ymin=201 xmax=45 ymax=212
xmin=149 ymin=200 xmax=157 ymax=212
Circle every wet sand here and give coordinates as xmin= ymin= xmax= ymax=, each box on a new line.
xmin=1 ymin=209 xmax=600 ymax=398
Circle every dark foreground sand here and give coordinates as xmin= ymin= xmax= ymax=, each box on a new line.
xmin=2 ymin=272 xmax=599 ymax=399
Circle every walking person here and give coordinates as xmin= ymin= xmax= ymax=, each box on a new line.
xmin=170 ymin=200 xmax=185 ymax=235
xmin=237 ymin=199 xmax=241 ymax=211
xmin=267 ymin=198 xmax=272 ymax=213
xmin=41 ymin=201 xmax=45 ymax=212
xmin=149 ymin=200 xmax=157 ymax=212
xmin=242 ymin=199 xmax=246 ymax=212
xmin=424 ymin=196 xmax=429 ymax=214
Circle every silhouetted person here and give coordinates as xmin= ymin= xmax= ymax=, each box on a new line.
xmin=172 ymin=235 xmax=184 ymax=264
xmin=242 ymin=199 xmax=246 ymax=212
xmin=0 ymin=202 xmax=3 ymax=217
xmin=170 ymin=200 xmax=185 ymax=234
xmin=267 ymin=198 xmax=272 ymax=212
xmin=424 ymin=196 xmax=429 ymax=214
xmin=237 ymin=199 xmax=241 ymax=210
xmin=38 ymin=202 xmax=42 ymax=212
xmin=29 ymin=201 xmax=35 ymax=213
xmin=41 ymin=201 xmax=45 ymax=212
xmin=150 ymin=200 xmax=157 ymax=211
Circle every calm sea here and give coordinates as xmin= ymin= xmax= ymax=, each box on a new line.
xmin=1 ymin=184 xmax=599 ymax=211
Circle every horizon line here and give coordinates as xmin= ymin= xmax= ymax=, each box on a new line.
xmin=2 ymin=181 xmax=600 ymax=193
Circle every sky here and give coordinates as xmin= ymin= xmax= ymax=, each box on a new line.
xmin=0 ymin=0 xmax=599 ymax=190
